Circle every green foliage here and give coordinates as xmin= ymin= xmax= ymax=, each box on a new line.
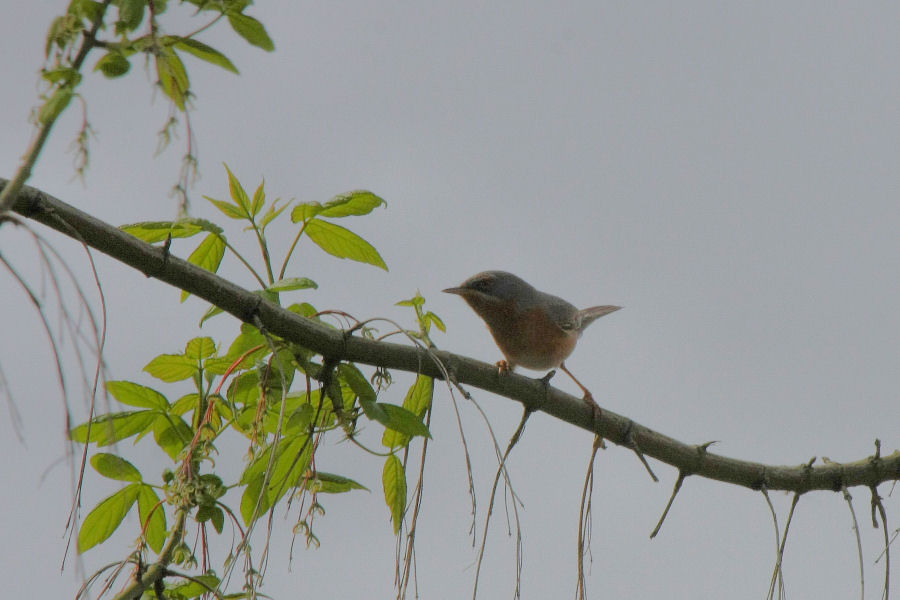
xmin=42 ymin=0 xmax=270 ymax=115
xmin=382 ymin=455 xmax=407 ymax=535
xmin=70 ymin=169 xmax=445 ymax=598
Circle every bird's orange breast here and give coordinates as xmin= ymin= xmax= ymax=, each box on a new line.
xmin=480 ymin=304 xmax=578 ymax=371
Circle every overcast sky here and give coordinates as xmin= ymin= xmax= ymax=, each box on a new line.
xmin=2 ymin=2 xmax=899 ymax=599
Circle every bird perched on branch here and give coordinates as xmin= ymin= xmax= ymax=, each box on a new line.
xmin=443 ymin=270 xmax=620 ymax=404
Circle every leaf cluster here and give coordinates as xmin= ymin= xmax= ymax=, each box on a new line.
xmin=71 ymin=169 xmax=439 ymax=598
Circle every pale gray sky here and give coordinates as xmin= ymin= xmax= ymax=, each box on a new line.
xmin=2 ymin=2 xmax=899 ymax=598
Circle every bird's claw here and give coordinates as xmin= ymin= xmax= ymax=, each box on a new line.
xmin=495 ymin=360 xmax=511 ymax=375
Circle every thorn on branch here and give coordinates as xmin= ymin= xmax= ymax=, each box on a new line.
xmin=650 ymin=470 xmax=687 ymax=539
xmin=623 ymin=420 xmax=656 ymax=482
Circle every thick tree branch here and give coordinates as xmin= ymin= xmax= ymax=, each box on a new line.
xmin=5 ymin=178 xmax=899 ymax=493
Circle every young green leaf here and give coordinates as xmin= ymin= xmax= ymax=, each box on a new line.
xmin=175 ymin=38 xmax=239 ymax=73
xmin=259 ymin=199 xmax=288 ymax=229
xmin=266 ymin=277 xmax=318 ymax=293
xmin=155 ymin=48 xmax=190 ymax=110
xmin=304 ymin=219 xmax=388 ymax=270
xmin=38 ymin=86 xmax=74 ymax=124
xmin=318 ymin=191 xmax=386 ymax=218
xmin=224 ymin=164 xmax=251 ymax=214
xmin=153 ymin=414 xmax=193 ymax=460
xmin=306 ymin=471 xmax=369 ymax=494
xmin=107 ymin=380 xmax=169 ymax=410
xmin=403 ymin=375 xmax=434 ymax=417
xmin=163 ymin=574 xmax=221 ymax=599
xmin=91 ymin=453 xmax=142 ymax=482
xmin=185 ymin=336 xmax=217 ymax=360
xmin=169 ymin=393 xmax=199 ymax=416
xmin=383 ymin=455 xmax=406 ymax=535
xmin=116 ymin=0 xmax=145 ymax=32
xmin=378 ymin=404 xmax=431 ymax=446
xmin=290 ymin=201 xmax=323 ymax=222
xmin=94 ymin=51 xmax=131 ymax=78
xmin=144 ymin=353 xmax=197 ymax=382
xmin=78 ymin=483 xmax=141 ymax=552
xmin=70 ymin=411 xmax=158 ymax=445
xmin=425 ymin=311 xmax=446 ymax=332
xmin=240 ymin=475 xmax=269 ymax=526
xmin=227 ymin=12 xmax=275 ymax=51
xmin=137 ymin=485 xmax=167 ymax=554
xmin=196 ymin=504 xmax=226 ymax=534
xmin=181 ymin=233 xmax=226 ymax=301
xmin=205 ymin=195 xmax=248 ymax=219
xmin=250 ymin=180 xmax=265 ymax=216
xmin=120 ymin=220 xmax=205 ymax=243
xmin=382 ymin=376 xmax=433 ymax=448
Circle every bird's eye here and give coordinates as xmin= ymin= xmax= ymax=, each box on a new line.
xmin=470 ymin=278 xmax=490 ymax=292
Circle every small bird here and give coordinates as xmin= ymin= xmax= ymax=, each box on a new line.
xmin=443 ymin=270 xmax=620 ymax=402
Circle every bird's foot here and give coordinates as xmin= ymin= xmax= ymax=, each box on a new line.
xmin=495 ymin=360 xmax=512 ymax=375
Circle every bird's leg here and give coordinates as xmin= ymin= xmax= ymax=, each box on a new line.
xmin=495 ymin=359 xmax=512 ymax=375
xmin=561 ymin=362 xmax=603 ymax=413
xmin=560 ymin=362 xmax=606 ymax=449
xmin=560 ymin=362 xmax=595 ymax=404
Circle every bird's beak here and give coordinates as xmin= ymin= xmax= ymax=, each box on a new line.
xmin=442 ymin=286 xmax=466 ymax=295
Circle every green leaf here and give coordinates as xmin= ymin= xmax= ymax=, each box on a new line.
xmin=175 ymin=38 xmax=239 ymax=73
xmin=196 ymin=504 xmax=225 ymax=534
xmin=378 ymin=404 xmax=431 ymax=442
xmin=94 ymin=51 xmax=131 ymax=78
xmin=120 ymin=220 xmax=205 ymax=243
xmin=304 ymin=219 xmax=387 ymax=270
xmin=227 ymin=12 xmax=274 ymax=51
xmin=153 ymin=415 xmax=192 ymax=460
xmin=205 ymin=196 xmax=247 ymax=219
xmin=337 ymin=363 xmax=375 ymax=403
xmin=169 ymin=393 xmax=198 ymax=416
xmin=259 ymin=198 xmax=288 ymax=228
xmin=224 ymin=324 xmax=267 ymax=360
xmin=290 ymin=201 xmax=323 ymax=222
xmin=41 ymin=67 xmax=82 ymax=85
xmin=318 ymin=191 xmax=386 ymax=218
xmin=155 ymin=48 xmax=190 ymax=110
xmin=425 ymin=311 xmax=446 ymax=332
xmin=107 ymin=380 xmax=169 ymax=409
xmin=382 ymin=455 xmax=406 ymax=535
xmin=266 ymin=277 xmax=318 ymax=293
xmin=198 ymin=304 xmax=224 ymax=326
xmin=144 ymin=354 xmax=197 ymax=382
xmin=137 ymin=485 xmax=166 ymax=554
xmin=224 ymin=164 xmax=251 ymax=214
xmin=250 ymin=180 xmax=265 ymax=216
xmin=70 ymin=411 xmax=157 ymax=445
xmin=70 ymin=0 xmax=104 ymax=23
xmin=181 ymin=233 xmax=226 ymax=302
xmin=305 ymin=471 xmax=368 ymax=494
xmin=165 ymin=574 xmax=221 ymax=599
xmin=404 ymin=375 xmax=434 ymax=417
xmin=38 ymin=86 xmax=73 ymax=124
xmin=185 ymin=337 xmax=216 ymax=360
xmin=78 ymin=483 xmax=141 ymax=552
xmin=382 ymin=376 xmax=433 ymax=448
xmin=116 ymin=0 xmax=145 ymax=33
xmin=91 ymin=453 xmax=142 ymax=482
xmin=240 ymin=475 xmax=268 ymax=525
xmin=240 ymin=436 xmax=311 ymax=525
xmin=395 ymin=294 xmax=424 ymax=308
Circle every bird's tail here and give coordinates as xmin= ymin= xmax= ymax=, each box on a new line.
xmin=578 ymin=305 xmax=622 ymax=329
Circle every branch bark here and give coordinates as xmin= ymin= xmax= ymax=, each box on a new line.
xmin=5 ymin=178 xmax=899 ymax=493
